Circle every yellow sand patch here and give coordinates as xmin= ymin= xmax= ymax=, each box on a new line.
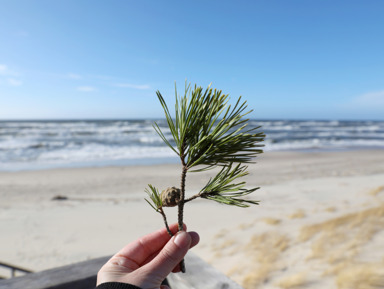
xmin=289 ymin=209 xmax=306 ymax=219
xmin=212 ymin=241 xmax=239 ymax=259
xmin=368 ymin=185 xmax=384 ymax=196
xmin=214 ymin=229 xmax=229 ymax=239
xmin=217 ymin=239 xmax=236 ymax=251
xmin=241 ymin=232 xmax=290 ymax=288
xmin=242 ymin=266 xmax=274 ymax=289
xmin=276 ymin=272 xmax=307 ymax=288
xmin=299 ymin=204 xmax=384 ymax=243
xmin=325 ymin=206 xmax=337 ymax=212
xmin=299 ymin=204 xmax=384 ymax=287
xmin=262 ymin=217 xmax=281 ymax=225
xmin=333 ymin=262 xmax=384 ymax=289
xmin=237 ymin=223 xmax=250 ymax=230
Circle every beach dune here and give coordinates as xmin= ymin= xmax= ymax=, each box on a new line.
xmin=1 ymin=150 xmax=384 ymax=288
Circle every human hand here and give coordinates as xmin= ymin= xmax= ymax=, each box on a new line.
xmin=97 ymin=223 xmax=200 ymax=289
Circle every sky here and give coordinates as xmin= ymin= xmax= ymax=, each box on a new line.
xmin=0 ymin=0 xmax=383 ymax=120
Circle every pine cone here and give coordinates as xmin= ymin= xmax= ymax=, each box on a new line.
xmin=161 ymin=187 xmax=181 ymax=207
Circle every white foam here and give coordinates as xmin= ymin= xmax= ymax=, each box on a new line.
xmin=37 ymin=144 xmax=176 ymax=163
xmin=1 ymin=119 xmax=384 ymax=170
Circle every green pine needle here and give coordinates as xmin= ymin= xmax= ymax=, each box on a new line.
xmin=145 ymin=184 xmax=162 ymax=212
xmin=199 ymin=163 xmax=260 ymax=207
xmin=154 ymin=83 xmax=265 ymax=171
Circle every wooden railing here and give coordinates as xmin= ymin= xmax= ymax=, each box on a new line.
xmin=0 ymin=261 xmax=33 ymax=279
xmin=0 ymin=253 xmax=244 ymax=289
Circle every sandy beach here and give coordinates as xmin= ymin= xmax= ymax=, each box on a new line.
xmin=1 ymin=150 xmax=384 ymax=288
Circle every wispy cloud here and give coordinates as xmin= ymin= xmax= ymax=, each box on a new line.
xmin=0 ymin=64 xmax=18 ymax=76
xmin=0 ymin=64 xmax=8 ymax=74
xmin=77 ymin=86 xmax=97 ymax=92
xmin=7 ymin=78 xmax=22 ymax=86
xmin=113 ymin=83 xmax=151 ymax=90
xmin=0 ymin=65 xmax=22 ymax=86
xmin=68 ymin=73 xmax=82 ymax=80
xmin=352 ymin=90 xmax=384 ymax=107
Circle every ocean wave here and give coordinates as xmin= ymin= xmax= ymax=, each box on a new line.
xmin=1 ymin=119 xmax=383 ymax=170
xmin=37 ymin=144 xmax=175 ymax=163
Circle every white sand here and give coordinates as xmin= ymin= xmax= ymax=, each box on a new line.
xmin=1 ymin=150 xmax=384 ymax=288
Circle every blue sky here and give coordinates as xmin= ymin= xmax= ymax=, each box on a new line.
xmin=0 ymin=0 xmax=383 ymax=120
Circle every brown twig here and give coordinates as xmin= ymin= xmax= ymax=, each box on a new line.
xmin=184 ymin=193 xmax=202 ymax=203
xmin=178 ymin=166 xmax=188 ymax=231
xmin=177 ymin=146 xmax=188 ymax=273
xmin=159 ymin=207 xmax=173 ymax=237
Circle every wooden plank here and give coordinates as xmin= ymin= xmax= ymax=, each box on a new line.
xmin=0 ymin=256 xmax=110 ymax=289
xmin=168 ymin=252 xmax=244 ymax=289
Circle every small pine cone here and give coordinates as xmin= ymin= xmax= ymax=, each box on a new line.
xmin=161 ymin=187 xmax=181 ymax=207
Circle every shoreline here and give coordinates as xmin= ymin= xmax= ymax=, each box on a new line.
xmin=1 ymin=147 xmax=383 ymax=173
xmin=1 ymin=150 xmax=384 ymax=288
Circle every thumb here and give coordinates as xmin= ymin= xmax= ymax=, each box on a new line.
xmin=144 ymin=231 xmax=191 ymax=279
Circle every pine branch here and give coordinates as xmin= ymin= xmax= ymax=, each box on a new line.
xmin=145 ymin=82 xmax=265 ymax=273
xmin=199 ymin=163 xmax=260 ymax=207
xmin=145 ymin=185 xmax=172 ymax=236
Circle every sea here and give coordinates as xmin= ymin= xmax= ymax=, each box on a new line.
xmin=0 ymin=119 xmax=384 ymax=171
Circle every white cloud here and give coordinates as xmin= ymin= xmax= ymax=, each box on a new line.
xmin=68 ymin=73 xmax=82 ymax=80
xmin=114 ymin=83 xmax=151 ymax=90
xmin=7 ymin=78 xmax=22 ymax=86
xmin=0 ymin=64 xmax=8 ymax=74
xmin=0 ymin=64 xmax=18 ymax=77
xmin=352 ymin=90 xmax=384 ymax=107
xmin=77 ymin=86 xmax=97 ymax=92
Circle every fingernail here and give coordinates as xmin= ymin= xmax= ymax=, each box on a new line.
xmin=174 ymin=231 xmax=190 ymax=247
